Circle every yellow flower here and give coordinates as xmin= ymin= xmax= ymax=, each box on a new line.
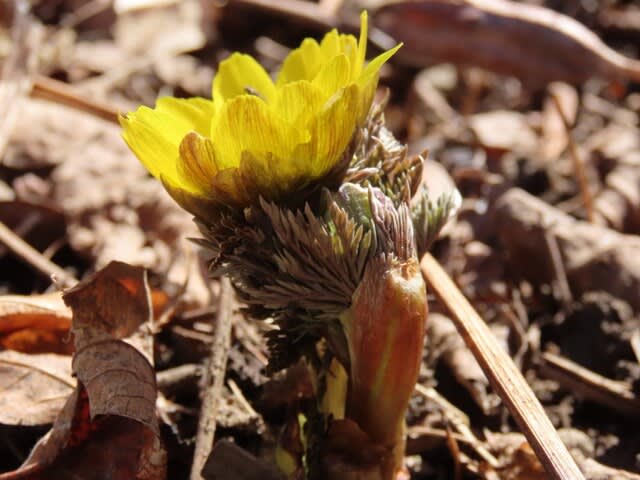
xmin=120 ymin=12 xmax=400 ymax=219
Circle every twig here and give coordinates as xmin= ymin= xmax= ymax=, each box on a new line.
xmin=420 ymin=252 xmax=584 ymax=480
xmin=0 ymin=211 xmax=41 ymax=260
xmin=540 ymin=351 xmax=640 ymax=417
xmin=190 ymin=277 xmax=235 ymax=480
xmin=542 ymin=219 xmax=573 ymax=307
xmin=0 ymin=220 xmax=77 ymax=287
xmin=406 ymin=425 xmax=471 ymax=452
xmin=550 ymin=92 xmax=595 ymax=223
xmin=415 ymin=383 xmax=499 ymax=468
xmin=228 ymin=378 xmax=261 ymax=420
xmin=30 ymin=75 xmax=120 ymax=124
xmin=156 ymin=364 xmax=203 ymax=397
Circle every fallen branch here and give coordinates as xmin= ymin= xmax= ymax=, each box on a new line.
xmin=190 ymin=277 xmax=235 ymax=480
xmin=550 ymin=91 xmax=595 ymax=223
xmin=30 ymin=75 xmax=120 ymax=124
xmin=540 ymin=352 xmax=640 ymax=418
xmin=0 ymin=220 xmax=77 ymax=287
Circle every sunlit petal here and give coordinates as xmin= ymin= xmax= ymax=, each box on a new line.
xmin=312 ymin=54 xmax=351 ymax=98
xmin=296 ymin=84 xmax=360 ymax=177
xmin=212 ymin=95 xmax=308 ymax=169
xmin=156 ymin=97 xmax=215 ymax=136
xmin=355 ymin=11 xmax=368 ymax=79
xmin=177 ymin=132 xmax=219 ymax=194
xmin=120 ymin=107 xmax=183 ymax=184
xmin=277 ymin=38 xmax=322 ymax=85
xmin=122 ymin=11 xmax=401 ymax=217
xmin=273 ymin=80 xmax=325 ymax=127
xmin=213 ymin=53 xmax=276 ymax=102
xmin=319 ymin=28 xmax=341 ymax=61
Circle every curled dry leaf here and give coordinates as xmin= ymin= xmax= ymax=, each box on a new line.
xmin=371 ymin=0 xmax=640 ymax=86
xmin=1 ymin=261 xmax=166 ymax=480
xmin=62 ymin=261 xmax=157 ymax=430
xmin=0 ymin=292 xmax=72 ymax=354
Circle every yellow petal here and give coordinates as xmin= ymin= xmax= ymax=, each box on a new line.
xmin=356 ymin=43 xmax=403 ymax=122
xmin=213 ymin=53 xmax=276 ymax=103
xmin=120 ymin=107 xmax=184 ymax=185
xmin=211 ymin=95 xmax=307 ymax=170
xmin=295 ymin=84 xmax=360 ymax=177
xmin=315 ymin=84 xmax=360 ymax=173
xmin=312 ymin=54 xmax=351 ymax=98
xmin=359 ymin=42 xmax=402 ymax=83
xmin=277 ymin=38 xmax=322 ymax=85
xmin=273 ymin=80 xmax=325 ymax=127
xmin=319 ymin=28 xmax=341 ymax=62
xmin=156 ymin=97 xmax=215 ymax=137
xmin=237 ymin=151 xmax=283 ymax=199
xmin=355 ymin=11 xmax=368 ymax=79
xmin=211 ymin=167 xmax=251 ymax=206
xmin=338 ymin=33 xmax=358 ymax=81
xmin=177 ymin=132 xmax=219 ymax=194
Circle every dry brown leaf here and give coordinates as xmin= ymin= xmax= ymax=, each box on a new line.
xmin=371 ymin=0 xmax=640 ymax=86
xmin=0 ymin=350 xmax=73 ymax=426
xmin=4 ymin=387 xmax=165 ymax=480
xmin=469 ymin=110 xmax=537 ymax=154
xmin=0 ymin=292 xmax=72 ymax=354
xmin=1 ymin=261 xmax=166 ymax=480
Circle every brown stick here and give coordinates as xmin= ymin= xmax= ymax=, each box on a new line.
xmin=30 ymin=75 xmax=120 ymax=124
xmin=540 ymin=352 xmax=640 ymax=417
xmin=420 ymin=253 xmax=584 ymax=480
xmin=0 ymin=220 xmax=77 ymax=287
xmin=550 ymin=92 xmax=595 ymax=223
xmin=190 ymin=277 xmax=235 ymax=480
